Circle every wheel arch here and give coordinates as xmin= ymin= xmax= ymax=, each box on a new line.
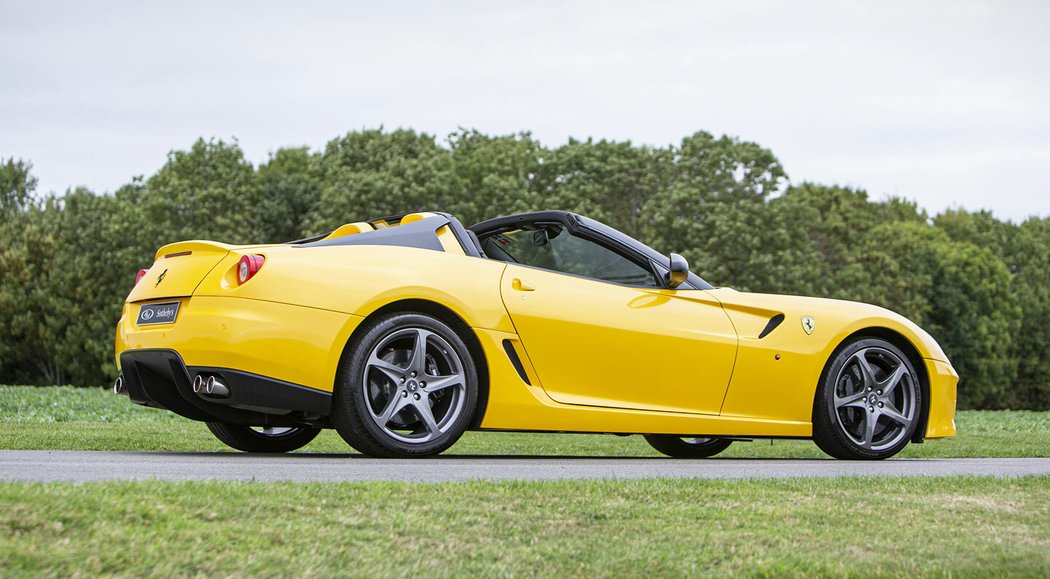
xmin=813 ymin=326 xmax=931 ymax=443
xmin=337 ymin=298 xmax=490 ymax=429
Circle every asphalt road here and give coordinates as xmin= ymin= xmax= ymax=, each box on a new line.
xmin=1 ymin=451 xmax=1048 ymax=482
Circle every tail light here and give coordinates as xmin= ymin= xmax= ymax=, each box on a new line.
xmin=135 ymin=269 xmax=148 ymax=286
xmin=237 ymin=255 xmax=265 ymax=285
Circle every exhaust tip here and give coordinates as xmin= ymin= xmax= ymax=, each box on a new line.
xmin=204 ymin=375 xmax=229 ymax=398
xmin=113 ymin=375 xmax=125 ymax=395
xmin=192 ymin=374 xmax=204 ymax=393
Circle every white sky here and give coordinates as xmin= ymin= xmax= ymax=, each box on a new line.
xmin=2 ymin=1 xmax=1048 ymax=222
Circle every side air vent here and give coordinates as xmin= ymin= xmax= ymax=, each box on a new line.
xmin=758 ymin=313 xmax=785 ymax=339
xmin=502 ymin=340 xmax=531 ymax=385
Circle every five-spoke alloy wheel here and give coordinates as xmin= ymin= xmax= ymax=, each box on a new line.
xmin=813 ymin=338 xmax=922 ymax=460
xmin=332 ymin=312 xmax=478 ymax=457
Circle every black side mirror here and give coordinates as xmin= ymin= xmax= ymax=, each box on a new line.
xmin=667 ymin=253 xmax=689 ymax=289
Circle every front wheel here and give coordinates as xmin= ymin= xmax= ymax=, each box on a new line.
xmin=644 ymin=435 xmax=733 ymax=458
xmin=205 ymin=422 xmax=321 ymax=453
xmin=812 ymin=338 xmax=923 ymax=460
xmin=331 ymin=312 xmax=478 ymax=458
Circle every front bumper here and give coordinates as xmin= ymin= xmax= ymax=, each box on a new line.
xmin=923 ymin=358 xmax=958 ymax=439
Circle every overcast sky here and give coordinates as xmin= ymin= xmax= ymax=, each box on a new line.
xmin=2 ymin=1 xmax=1047 ymax=222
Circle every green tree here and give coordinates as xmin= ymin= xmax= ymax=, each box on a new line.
xmin=1009 ymin=218 xmax=1050 ymax=409
xmin=927 ymin=241 xmax=1020 ymax=409
xmin=444 ymin=130 xmax=545 ymax=226
xmin=639 ymin=132 xmax=789 ymax=290
xmin=256 ymin=147 xmax=320 ymax=242
xmin=1 ymin=158 xmax=36 ymax=218
xmin=140 ymin=138 xmax=262 ymax=245
xmin=306 ymin=129 xmax=450 ymax=233
xmin=542 ymin=138 xmax=672 ymax=238
xmin=936 ymin=209 xmax=1050 ymax=408
xmin=777 ymin=184 xmax=926 ymax=275
xmin=845 ymin=221 xmax=946 ymax=325
xmin=0 ymin=159 xmax=44 ymax=381
xmin=0 ymin=195 xmax=63 ymax=383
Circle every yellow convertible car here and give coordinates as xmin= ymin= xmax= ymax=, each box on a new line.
xmin=115 ymin=211 xmax=957 ymax=460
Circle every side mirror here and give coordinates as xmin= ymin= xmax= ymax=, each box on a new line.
xmin=667 ymin=253 xmax=689 ymax=289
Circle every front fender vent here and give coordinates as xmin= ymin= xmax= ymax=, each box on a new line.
xmin=758 ymin=313 xmax=785 ymax=339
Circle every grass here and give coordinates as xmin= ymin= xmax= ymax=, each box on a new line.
xmin=1 ymin=385 xmax=1047 ymax=457
xmin=2 ymin=476 xmax=1048 ymax=576
xmin=2 ymin=386 xmax=1049 ymax=576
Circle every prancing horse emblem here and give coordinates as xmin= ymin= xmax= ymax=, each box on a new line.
xmin=801 ymin=316 xmax=815 ymax=335
xmin=155 ymin=268 xmax=168 ymax=287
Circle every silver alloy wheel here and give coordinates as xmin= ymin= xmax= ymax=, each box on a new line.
xmin=682 ymin=437 xmax=716 ymax=445
xmin=832 ymin=346 xmax=917 ymax=451
xmin=362 ymin=326 xmax=467 ymax=444
xmin=250 ymin=426 xmax=296 ymax=437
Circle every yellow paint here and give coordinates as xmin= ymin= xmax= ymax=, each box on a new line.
xmin=117 ymin=296 xmax=360 ymax=392
xmin=500 ymin=265 xmax=737 ymax=415
xmin=924 ymin=359 xmax=958 ymax=438
xmin=709 ymin=288 xmax=957 ymax=438
xmin=116 ymin=217 xmax=957 ymax=441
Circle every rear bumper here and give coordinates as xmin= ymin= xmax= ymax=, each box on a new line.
xmin=116 ymin=295 xmax=362 ymax=393
xmin=116 ymin=294 xmax=360 ymax=426
xmin=120 ymin=348 xmax=330 ymax=426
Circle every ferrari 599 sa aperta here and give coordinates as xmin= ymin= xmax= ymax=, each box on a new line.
xmin=115 ymin=210 xmax=957 ymax=460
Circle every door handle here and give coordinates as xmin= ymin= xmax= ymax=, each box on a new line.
xmin=512 ymin=278 xmax=536 ymax=292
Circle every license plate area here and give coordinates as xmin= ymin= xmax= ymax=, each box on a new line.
xmin=137 ymin=301 xmax=180 ymax=326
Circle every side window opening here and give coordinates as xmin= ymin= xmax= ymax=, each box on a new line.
xmin=483 ymin=224 xmax=658 ymax=288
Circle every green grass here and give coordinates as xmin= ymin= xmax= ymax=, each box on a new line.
xmin=2 ymin=386 xmax=1049 ymax=576
xmin=2 ymin=476 xmax=1048 ymax=576
xmin=1 ymin=385 xmax=1047 ymax=457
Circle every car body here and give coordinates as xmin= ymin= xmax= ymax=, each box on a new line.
xmin=115 ymin=210 xmax=957 ymax=459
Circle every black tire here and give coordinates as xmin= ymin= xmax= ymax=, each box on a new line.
xmin=812 ymin=337 xmax=923 ymax=460
xmin=205 ymin=422 xmax=321 ymax=453
xmin=331 ymin=312 xmax=478 ymax=458
xmin=644 ymin=435 xmax=733 ymax=458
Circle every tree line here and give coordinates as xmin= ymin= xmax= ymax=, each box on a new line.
xmin=1 ymin=129 xmax=1047 ymax=410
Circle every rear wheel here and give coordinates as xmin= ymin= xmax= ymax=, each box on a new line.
xmin=813 ymin=337 xmax=922 ymax=460
xmin=644 ymin=435 xmax=733 ymax=458
xmin=205 ymin=422 xmax=321 ymax=453
xmin=332 ymin=312 xmax=478 ymax=458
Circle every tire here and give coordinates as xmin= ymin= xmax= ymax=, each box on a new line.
xmin=205 ymin=422 xmax=321 ymax=453
xmin=644 ymin=435 xmax=733 ymax=458
xmin=812 ymin=337 xmax=923 ymax=460
xmin=331 ymin=312 xmax=478 ymax=458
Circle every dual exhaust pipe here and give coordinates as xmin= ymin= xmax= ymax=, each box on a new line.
xmin=192 ymin=374 xmax=230 ymax=398
xmin=112 ymin=372 xmax=229 ymax=399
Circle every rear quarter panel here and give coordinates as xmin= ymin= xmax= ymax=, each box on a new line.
xmin=120 ymin=245 xmax=511 ymax=393
xmin=193 ymin=245 xmax=513 ymax=332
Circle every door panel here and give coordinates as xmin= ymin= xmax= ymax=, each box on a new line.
xmin=500 ymin=264 xmax=738 ymax=415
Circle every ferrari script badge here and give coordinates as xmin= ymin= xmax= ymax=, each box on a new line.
xmin=801 ymin=316 xmax=815 ymax=335
xmin=155 ymin=268 xmax=168 ymax=287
